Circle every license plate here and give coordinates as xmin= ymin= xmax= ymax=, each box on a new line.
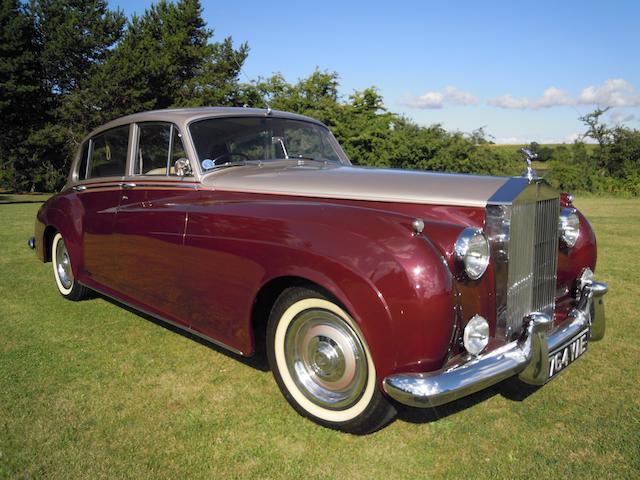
xmin=548 ymin=329 xmax=589 ymax=380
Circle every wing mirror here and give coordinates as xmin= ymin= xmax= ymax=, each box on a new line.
xmin=174 ymin=158 xmax=192 ymax=176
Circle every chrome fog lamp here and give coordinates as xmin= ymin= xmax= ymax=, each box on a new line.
xmin=455 ymin=228 xmax=490 ymax=280
xmin=559 ymin=208 xmax=580 ymax=247
xmin=463 ymin=314 xmax=490 ymax=356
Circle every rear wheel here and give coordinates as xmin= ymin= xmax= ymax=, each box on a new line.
xmin=266 ymin=287 xmax=396 ymax=433
xmin=51 ymin=232 xmax=90 ymax=301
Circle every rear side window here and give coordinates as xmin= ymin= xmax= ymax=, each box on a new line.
xmin=82 ymin=125 xmax=130 ymax=179
xmin=135 ymin=123 xmax=188 ymax=176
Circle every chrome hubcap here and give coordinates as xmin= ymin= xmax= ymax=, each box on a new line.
xmin=56 ymin=238 xmax=73 ymax=289
xmin=285 ymin=309 xmax=367 ymax=409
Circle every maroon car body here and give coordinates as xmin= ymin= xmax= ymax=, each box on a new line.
xmin=32 ymin=107 xmax=607 ymax=433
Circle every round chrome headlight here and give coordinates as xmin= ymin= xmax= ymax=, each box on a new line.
xmin=559 ymin=208 xmax=580 ymax=247
xmin=455 ymin=228 xmax=490 ymax=280
xmin=463 ymin=314 xmax=490 ymax=356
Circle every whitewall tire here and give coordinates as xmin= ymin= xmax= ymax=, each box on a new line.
xmin=51 ymin=232 xmax=89 ymax=301
xmin=267 ymin=287 xmax=396 ymax=433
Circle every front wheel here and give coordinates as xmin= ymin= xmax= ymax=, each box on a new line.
xmin=51 ymin=232 xmax=90 ymax=301
xmin=266 ymin=287 xmax=396 ymax=433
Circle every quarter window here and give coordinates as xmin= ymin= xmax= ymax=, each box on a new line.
xmin=85 ymin=125 xmax=129 ymax=178
xmin=135 ymin=123 xmax=188 ymax=176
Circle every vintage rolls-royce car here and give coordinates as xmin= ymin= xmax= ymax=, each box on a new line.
xmin=30 ymin=107 xmax=608 ymax=433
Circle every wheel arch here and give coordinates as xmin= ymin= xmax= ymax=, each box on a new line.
xmin=42 ymin=225 xmax=58 ymax=263
xmin=38 ymin=203 xmax=84 ymax=277
xmin=248 ymin=264 xmax=397 ymax=382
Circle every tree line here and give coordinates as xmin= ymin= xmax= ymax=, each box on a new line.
xmin=1 ymin=0 xmax=637 ymax=194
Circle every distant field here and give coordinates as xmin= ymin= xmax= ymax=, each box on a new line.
xmin=486 ymin=143 xmax=599 ymax=178
xmin=1 ymin=197 xmax=638 ymax=479
xmin=487 ymin=143 xmax=598 ymax=150
xmin=0 ymin=192 xmax=52 ymax=204
xmin=487 ymin=143 xmax=599 ymax=158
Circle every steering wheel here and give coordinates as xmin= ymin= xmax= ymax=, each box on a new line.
xmin=210 ymin=152 xmax=250 ymax=165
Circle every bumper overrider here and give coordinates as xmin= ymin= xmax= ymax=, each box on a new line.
xmin=383 ymin=280 xmax=608 ymax=408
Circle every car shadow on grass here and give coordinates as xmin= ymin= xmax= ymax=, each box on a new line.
xmin=98 ymin=294 xmax=270 ymax=372
xmin=93 ymin=293 xmax=541 ymax=425
xmin=394 ymin=377 xmax=541 ymax=424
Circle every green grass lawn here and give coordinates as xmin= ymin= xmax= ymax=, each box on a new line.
xmin=1 ymin=197 xmax=639 ymax=479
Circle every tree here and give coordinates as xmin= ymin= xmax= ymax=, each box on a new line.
xmin=2 ymin=0 xmax=127 ymax=192
xmin=0 ymin=0 xmax=519 ymax=192
xmin=30 ymin=0 xmax=126 ymax=95
xmin=84 ymin=0 xmax=247 ymax=122
xmin=579 ymin=107 xmax=612 ymax=173
xmin=0 ymin=0 xmax=45 ymax=191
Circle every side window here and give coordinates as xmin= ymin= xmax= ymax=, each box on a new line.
xmin=87 ymin=125 xmax=129 ymax=178
xmin=135 ymin=123 xmax=188 ymax=176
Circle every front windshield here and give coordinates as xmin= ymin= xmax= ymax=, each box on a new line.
xmin=189 ymin=117 xmax=349 ymax=171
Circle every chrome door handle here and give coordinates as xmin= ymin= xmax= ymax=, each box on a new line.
xmin=73 ymin=185 xmax=87 ymax=192
xmin=121 ymin=183 xmax=137 ymax=189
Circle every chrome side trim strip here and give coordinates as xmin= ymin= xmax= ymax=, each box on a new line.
xmin=125 ymin=183 xmax=198 ymax=189
xmin=72 ymin=182 xmax=199 ymax=192
xmin=83 ymin=282 xmax=244 ymax=356
xmin=382 ymin=280 xmax=607 ymax=408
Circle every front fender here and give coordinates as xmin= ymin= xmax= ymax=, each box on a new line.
xmin=36 ymin=192 xmax=85 ymax=277
xmin=188 ymin=194 xmax=456 ymax=381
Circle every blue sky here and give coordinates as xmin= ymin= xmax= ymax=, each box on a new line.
xmin=112 ymin=0 xmax=640 ymax=143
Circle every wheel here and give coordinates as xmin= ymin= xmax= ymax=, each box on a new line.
xmin=51 ymin=232 xmax=90 ymax=301
xmin=267 ymin=287 xmax=396 ymax=433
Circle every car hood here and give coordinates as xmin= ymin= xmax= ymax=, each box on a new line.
xmin=201 ymin=162 xmax=514 ymax=208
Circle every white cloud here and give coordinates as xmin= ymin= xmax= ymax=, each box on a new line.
xmin=488 ymin=87 xmax=573 ymax=110
xmin=400 ymin=85 xmax=476 ymax=109
xmin=401 ymin=78 xmax=640 ymax=111
xmin=444 ymin=85 xmax=478 ymax=106
xmin=487 ymin=94 xmax=530 ymax=109
xmin=578 ymin=79 xmax=640 ymax=107
xmin=488 ymin=79 xmax=640 ymax=110
xmin=400 ymin=91 xmax=445 ymax=109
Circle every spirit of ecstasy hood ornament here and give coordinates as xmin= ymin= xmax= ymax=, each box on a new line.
xmin=521 ymin=148 xmax=538 ymax=182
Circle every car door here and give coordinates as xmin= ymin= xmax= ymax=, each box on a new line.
xmin=75 ymin=124 xmax=130 ymax=287
xmin=112 ymin=122 xmax=197 ymax=322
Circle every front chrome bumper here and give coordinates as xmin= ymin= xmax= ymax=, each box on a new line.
xmin=383 ymin=280 xmax=608 ymax=408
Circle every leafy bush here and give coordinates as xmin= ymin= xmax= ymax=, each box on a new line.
xmin=545 ymin=110 xmax=640 ymax=196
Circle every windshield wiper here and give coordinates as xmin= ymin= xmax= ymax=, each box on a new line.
xmin=202 ymin=159 xmax=248 ymax=172
xmin=290 ymin=155 xmax=337 ymax=165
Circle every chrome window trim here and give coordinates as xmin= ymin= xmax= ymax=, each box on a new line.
xmin=70 ymin=124 xmax=131 ymax=184
xmin=185 ymin=115 xmax=351 ymax=167
xmin=128 ymin=121 xmax=195 ymax=180
xmin=67 ymin=109 xmax=352 ymax=189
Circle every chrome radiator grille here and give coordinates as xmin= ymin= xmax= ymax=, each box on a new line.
xmin=486 ymin=182 xmax=560 ymax=340
xmin=506 ymin=198 xmax=560 ymax=334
